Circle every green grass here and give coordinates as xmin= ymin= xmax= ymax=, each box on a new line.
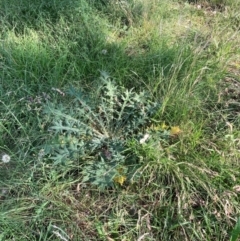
xmin=0 ymin=0 xmax=240 ymax=240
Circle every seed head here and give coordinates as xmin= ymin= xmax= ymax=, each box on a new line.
xmin=1 ymin=154 xmax=11 ymax=163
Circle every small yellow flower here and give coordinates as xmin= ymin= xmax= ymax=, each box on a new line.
xmin=148 ymin=122 xmax=168 ymax=131
xmin=114 ymin=175 xmax=126 ymax=186
xmin=170 ymin=126 xmax=181 ymax=136
xmin=161 ymin=122 xmax=168 ymax=130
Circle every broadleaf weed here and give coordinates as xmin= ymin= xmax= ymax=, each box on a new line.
xmin=43 ymin=72 xmax=161 ymax=188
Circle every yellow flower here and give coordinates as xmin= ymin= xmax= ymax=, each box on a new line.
xmin=161 ymin=122 xmax=168 ymax=130
xmin=149 ymin=122 xmax=168 ymax=131
xmin=170 ymin=126 xmax=181 ymax=136
xmin=114 ymin=175 xmax=126 ymax=186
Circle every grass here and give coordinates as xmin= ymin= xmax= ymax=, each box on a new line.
xmin=0 ymin=0 xmax=240 ymax=240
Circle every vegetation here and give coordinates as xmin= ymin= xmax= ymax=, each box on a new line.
xmin=0 ymin=0 xmax=239 ymax=240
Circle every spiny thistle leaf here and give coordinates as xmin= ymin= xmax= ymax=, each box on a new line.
xmin=43 ymin=72 xmax=161 ymax=188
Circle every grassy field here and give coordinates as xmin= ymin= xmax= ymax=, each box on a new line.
xmin=0 ymin=0 xmax=240 ymax=240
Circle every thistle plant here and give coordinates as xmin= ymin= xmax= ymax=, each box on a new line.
xmin=43 ymin=72 xmax=160 ymax=189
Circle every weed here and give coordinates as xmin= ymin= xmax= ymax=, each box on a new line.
xmin=43 ymin=72 xmax=160 ymax=189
